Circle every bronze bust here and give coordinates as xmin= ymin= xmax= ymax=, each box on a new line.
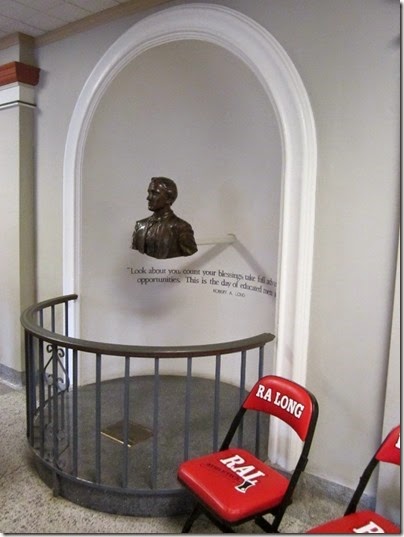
xmin=131 ymin=177 xmax=198 ymax=259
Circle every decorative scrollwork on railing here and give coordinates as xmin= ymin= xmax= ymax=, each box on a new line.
xmin=44 ymin=344 xmax=70 ymax=392
xmin=38 ymin=344 xmax=71 ymax=472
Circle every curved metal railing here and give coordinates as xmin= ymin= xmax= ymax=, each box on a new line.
xmin=21 ymin=294 xmax=275 ymax=515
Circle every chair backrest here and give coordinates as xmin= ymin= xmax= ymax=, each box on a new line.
xmin=375 ymin=425 xmax=400 ymax=465
xmin=242 ymin=375 xmax=318 ymax=441
xmin=345 ymin=424 xmax=400 ymax=515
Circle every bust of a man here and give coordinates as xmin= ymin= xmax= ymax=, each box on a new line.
xmin=131 ymin=177 xmax=198 ymax=259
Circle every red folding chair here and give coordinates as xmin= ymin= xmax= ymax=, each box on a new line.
xmin=307 ymin=425 xmax=400 ymax=534
xmin=177 ymin=375 xmax=319 ymax=533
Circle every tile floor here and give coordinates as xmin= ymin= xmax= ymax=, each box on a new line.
xmin=0 ymin=381 xmax=347 ymax=534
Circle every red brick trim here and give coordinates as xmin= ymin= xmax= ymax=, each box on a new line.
xmin=0 ymin=61 xmax=40 ymax=87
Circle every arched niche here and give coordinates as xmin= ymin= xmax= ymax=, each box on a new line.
xmin=63 ymin=3 xmax=317 ymax=469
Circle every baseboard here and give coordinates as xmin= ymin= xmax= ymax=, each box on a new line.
xmin=0 ymin=363 xmax=25 ymax=387
xmin=299 ymin=471 xmax=375 ymax=510
xmin=270 ymin=461 xmax=375 ymax=511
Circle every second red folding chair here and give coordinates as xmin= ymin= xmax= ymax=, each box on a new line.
xmin=306 ymin=424 xmax=400 ymax=534
xmin=177 ymin=374 xmax=319 ymax=533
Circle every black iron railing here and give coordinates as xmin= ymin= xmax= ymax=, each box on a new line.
xmin=21 ymin=294 xmax=275 ymax=515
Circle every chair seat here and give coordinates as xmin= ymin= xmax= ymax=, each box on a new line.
xmin=178 ymin=447 xmax=289 ymax=523
xmin=307 ymin=510 xmax=401 ymax=534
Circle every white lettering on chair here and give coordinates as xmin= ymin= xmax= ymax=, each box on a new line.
xmin=274 ymin=391 xmax=305 ymax=418
xmin=353 ymin=520 xmax=385 ymax=533
xmin=220 ymin=454 xmax=265 ymax=493
xmin=255 ymin=386 xmax=305 ymax=418
xmin=256 ymin=384 xmax=272 ymax=401
xmin=220 ymin=454 xmax=245 ymax=470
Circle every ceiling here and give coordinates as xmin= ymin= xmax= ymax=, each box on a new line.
xmin=0 ymin=0 xmax=164 ymax=42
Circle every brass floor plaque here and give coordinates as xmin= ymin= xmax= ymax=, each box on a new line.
xmin=101 ymin=420 xmax=153 ymax=447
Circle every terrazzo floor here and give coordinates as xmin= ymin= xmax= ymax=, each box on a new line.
xmin=0 ymin=381 xmax=346 ymax=534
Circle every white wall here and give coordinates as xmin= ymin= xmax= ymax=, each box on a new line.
xmin=0 ymin=109 xmax=21 ymax=372
xmin=34 ymin=0 xmax=400 ymax=493
xmin=79 ymin=40 xmax=280 ymax=383
xmin=376 ymin=237 xmax=400 ymax=523
xmin=35 ymin=10 xmax=153 ymax=301
xmin=0 ymin=104 xmax=36 ymax=380
xmin=260 ymin=0 xmax=400 ymax=489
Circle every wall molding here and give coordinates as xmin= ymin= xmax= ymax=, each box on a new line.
xmin=63 ymin=3 xmax=317 ymax=470
xmin=0 ymin=61 xmax=39 ymax=108
xmin=0 ymin=363 xmax=25 ymax=387
xmin=0 ymin=61 xmax=40 ymax=86
xmin=0 ymin=32 xmax=35 ymax=52
xmin=0 ymin=82 xmax=36 ymax=108
xmin=34 ymin=0 xmax=172 ymax=48
xmin=300 ymin=472 xmax=375 ymax=511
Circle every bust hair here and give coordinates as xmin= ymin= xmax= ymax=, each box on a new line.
xmin=151 ymin=176 xmax=178 ymax=205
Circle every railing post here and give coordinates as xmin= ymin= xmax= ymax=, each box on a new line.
xmin=95 ymin=353 xmax=102 ymax=484
xmin=213 ymin=354 xmax=221 ymax=451
xmin=51 ymin=305 xmax=56 ymax=332
xmin=184 ymin=357 xmax=192 ymax=461
xmin=151 ymin=357 xmax=160 ymax=489
xmin=238 ymin=350 xmax=247 ymax=446
xmin=51 ymin=344 xmax=60 ymax=496
xmin=64 ymin=300 xmax=70 ymax=388
xmin=255 ymin=345 xmax=266 ymax=457
xmin=122 ymin=356 xmax=130 ymax=488
xmin=24 ymin=331 xmax=35 ymax=442
xmin=38 ymin=338 xmax=45 ymax=457
xmin=72 ymin=349 xmax=78 ymax=477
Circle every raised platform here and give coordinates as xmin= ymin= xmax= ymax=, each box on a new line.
xmin=31 ymin=375 xmax=268 ymax=516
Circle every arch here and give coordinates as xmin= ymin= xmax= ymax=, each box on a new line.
xmin=63 ymin=3 xmax=317 ymax=469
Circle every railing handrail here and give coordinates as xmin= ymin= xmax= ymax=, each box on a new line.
xmin=21 ymin=294 xmax=275 ymax=358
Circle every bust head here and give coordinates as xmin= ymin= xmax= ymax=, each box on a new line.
xmin=149 ymin=177 xmax=178 ymax=207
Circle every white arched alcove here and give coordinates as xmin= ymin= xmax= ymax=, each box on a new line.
xmin=63 ymin=3 xmax=317 ymax=469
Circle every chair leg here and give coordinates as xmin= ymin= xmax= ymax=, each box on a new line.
xmin=211 ymin=519 xmax=236 ymax=533
xmin=255 ymin=516 xmax=278 ymax=533
xmin=182 ymin=504 xmax=202 ymax=533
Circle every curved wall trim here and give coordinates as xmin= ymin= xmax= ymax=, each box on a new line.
xmin=63 ymin=3 xmax=317 ymax=469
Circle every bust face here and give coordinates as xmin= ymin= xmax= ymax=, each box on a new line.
xmin=147 ymin=181 xmax=170 ymax=212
